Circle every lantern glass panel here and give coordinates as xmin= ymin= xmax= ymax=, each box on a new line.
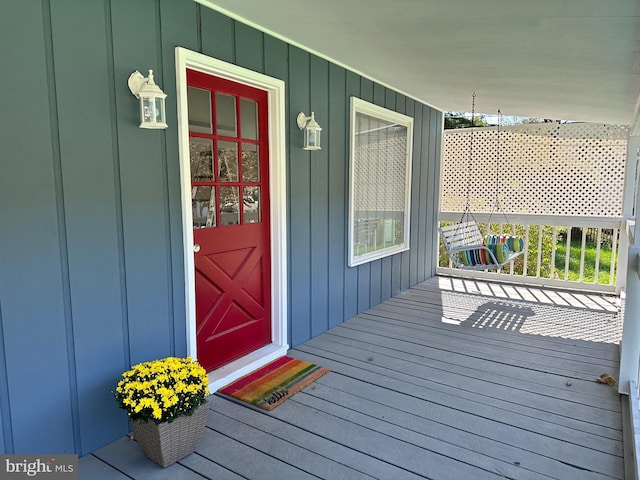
xmin=142 ymin=97 xmax=155 ymax=124
xmin=155 ymin=97 xmax=165 ymax=123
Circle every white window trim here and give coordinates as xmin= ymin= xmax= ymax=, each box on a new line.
xmin=348 ymin=97 xmax=414 ymax=267
xmin=175 ymin=47 xmax=288 ymax=391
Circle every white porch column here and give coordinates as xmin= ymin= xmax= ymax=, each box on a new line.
xmin=619 ymin=134 xmax=640 ymax=395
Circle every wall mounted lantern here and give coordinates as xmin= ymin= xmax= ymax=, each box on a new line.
xmin=128 ymin=69 xmax=168 ymax=129
xmin=296 ymin=111 xmax=322 ymax=150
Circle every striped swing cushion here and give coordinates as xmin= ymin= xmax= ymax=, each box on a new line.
xmin=459 ymin=243 xmax=510 ymax=266
xmin=485 ymin=234 xmax=525 ymax=253
xmin=458 ymin=234 xmax=524 ymax=267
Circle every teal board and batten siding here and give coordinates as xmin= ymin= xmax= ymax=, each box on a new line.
xmin=0 ymin=0 xmax=442 ymax=455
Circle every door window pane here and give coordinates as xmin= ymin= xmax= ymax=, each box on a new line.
xmin=240 ymin=99 xmax=258 ymax=140
xmin=242 ymin=144 xmax=260 ymax=182
xmin=187 ymin=87 xmax=212 ymax=134
xmin=218 ymin=141 xmax=239 ymax=182
xmin=190 ymin=138 xmax=214 ymax=182
xmin=243 ymin=187 xmax=260 ymax=224
xmin=216 ymin=93 xmax=237 ymax=137
xmin=220 ymin=186 xmax=239 ymax=225
xmin=192 ymin=186 xmax=216 ymax=228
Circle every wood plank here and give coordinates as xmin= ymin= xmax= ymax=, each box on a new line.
xmin=357 ymin=78 xmax=374 ymax=315
xmin=90 ymin=277 xmax=624 ymax=480
xmin=380 ymin=289 xmax=621 ymax=355
xmin=408 ymin=102 xmax=423 ymax=287
xmin=358 ymin=259 xmax=372 ymax=314
xmin=235 ymin=22 xmax=263 ymax=72
xmin=288 ymin=359 xmax=623 ymax=478
xmin=419 ymin=277 xmax=620 ymax=315
xmin=327 ymin=63 xmax=347 ymax=328
xmin=401 ymin=98 xmax=415 ymax=291
xmin=294 ymin=341 xmax=622 ymax=451
xmin=200 ymin=7 xmax=234 ymax=62
xmin=342 ymin=315 xmax=620 ymax=376
xmin=382 ymin=89 xmax=397 ymax=301
xmin=297 ymin=332 xmax=623 ymax=436
xmin=195 ymin=428 xmax=319 ymax=479
xmin=51 ymin=0 xmax=130 ymax=454
xmin=209 ymin=403 xmax=376 ymax=479
xmin=264 ymin=34 xmax=288 ymax=82
xmin=426 ymin=109 xmax=443 ymax=276
xmin=367 ymin=308 xmax=619 ymax=371
xmin=210 ymin=396 xmax=419 ymax=480
xmin=312 ymin=318 xmax=619 ymax=404
xmin=92 ymin=437 xmax=204 ymax=479
xmin=417 ymin=104 xmax=432 ymax=282
xmin=294 ymin=346 xmax=621 ymax=441
xmin=416 ymin=277 xmax=621 ymax=355
xmin=111 ymin=0 xmax=174 ymax=364
xmin=305 ymin=329 xmax=621 ymax=414
xmin=350 ymin=312 xmax=621 ymax=401
xmin=362 ymin=299 xmax=619 ymax=365
xmin=294 ymin=380 xmax=615 ymax=480
xmin=358 ymin=308 xmax=620 ymax=366
xmin=159 ymin=0 xmax=199 ymax=356
xmin=343 ymin=70 xmax=361 ymax=319
xmin=380 ymin=293 xmax=621 ymax=354
xmin=289 ymin=46 xmax=312 ymax=345
xmin=410 ymin=278 xmax=620 ymax=318
xmin=78 ymin=455 xmax=131 ymax=480
xmin=310 ymin=55 xmax=330 ymax=338
xmin=0 ymin=0 xmax=76 ymax=454
xmin=405 ymin=284 xmax=621 ymax=324
xmin=178 ymin=453 xmax=246 ymax=480
xmin=270 ymin=397 xmax=509 ymax=479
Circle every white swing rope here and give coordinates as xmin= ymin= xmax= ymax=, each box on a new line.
xmin=486 ymin=109 xmax=512 ymax=232
xmin=457 ymin=93 xmax=479 ymax=229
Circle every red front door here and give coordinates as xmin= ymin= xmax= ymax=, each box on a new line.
xmin=186 ymin=69 xmax=271 ymax=372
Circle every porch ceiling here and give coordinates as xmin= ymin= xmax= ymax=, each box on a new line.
xmin=199 ymin=0 xmax=640 ymax=126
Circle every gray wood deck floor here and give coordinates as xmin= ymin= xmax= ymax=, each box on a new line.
xmin=82 ymin=276 xmax=624 ymax=479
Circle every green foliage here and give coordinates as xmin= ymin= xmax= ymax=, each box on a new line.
xmin=444 ymin=112 xmax=491 ymax=130
xmin=555 ymin=238 xmax=617 ymax=284
xmin=438 ymin=222 xmax=618 ymax=285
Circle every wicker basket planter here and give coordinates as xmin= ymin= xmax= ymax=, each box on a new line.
xmin=132 ymin=401 xmax=208 ymax=467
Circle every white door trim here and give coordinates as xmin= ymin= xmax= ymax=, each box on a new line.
xmin=175 ymin=47 xmax=288 ymax=391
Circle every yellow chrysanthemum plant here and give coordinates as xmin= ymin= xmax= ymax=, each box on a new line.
xmin=115 ymin=357 xmax=210 ymax=424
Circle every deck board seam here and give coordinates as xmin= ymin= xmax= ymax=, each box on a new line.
xmin=294 ymin=346 xmax=624 ymax=441
xmin=296 ymin=346 xmax=620 ymax=446
xmin=317 ymin=330 xmax=623 ymax=410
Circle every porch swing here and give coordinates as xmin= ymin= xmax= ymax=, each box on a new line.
xmin=439 ymin=95 xmax=525 ymax=271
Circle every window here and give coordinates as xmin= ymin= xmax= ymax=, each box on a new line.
xmin=348 ymin=97 xmax=413 ymax=267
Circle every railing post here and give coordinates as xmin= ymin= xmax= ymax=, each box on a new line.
xmin=618 ymin=220 xmax=631 ymax=294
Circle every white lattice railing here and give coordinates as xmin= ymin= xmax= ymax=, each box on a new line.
xmin=441 ymin=123 xmax=628 ymax=217
xmin=437 ymin=212 xmax=625 ymax=293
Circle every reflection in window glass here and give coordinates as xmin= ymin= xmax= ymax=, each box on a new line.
xmin=187 ymin=87 xmax=212 ymax=134
xmin=192 ymin=186 xmax=216 ymax=228
xmin=220 ymin=186 xmax=239 ymax=225
xmin=218 ymin=141 xmax=238 ymax=182
xmin=243 ymin=186 xmax=260 ymax=224
xmin=190 ymin=138 xmax=214 ymax=182
xmin=240 ymin=99 xmax=258 ymax=140
xmin=216 ymin=93 xmax=237 ymax=137
xmin=242 ymin=144 xmax=259 ymax=182
xmin=349 ymin=98 xmax=413 ymax=267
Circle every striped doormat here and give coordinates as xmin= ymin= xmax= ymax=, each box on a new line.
xmin=217 ymin=356 xmax=329 ymax=411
